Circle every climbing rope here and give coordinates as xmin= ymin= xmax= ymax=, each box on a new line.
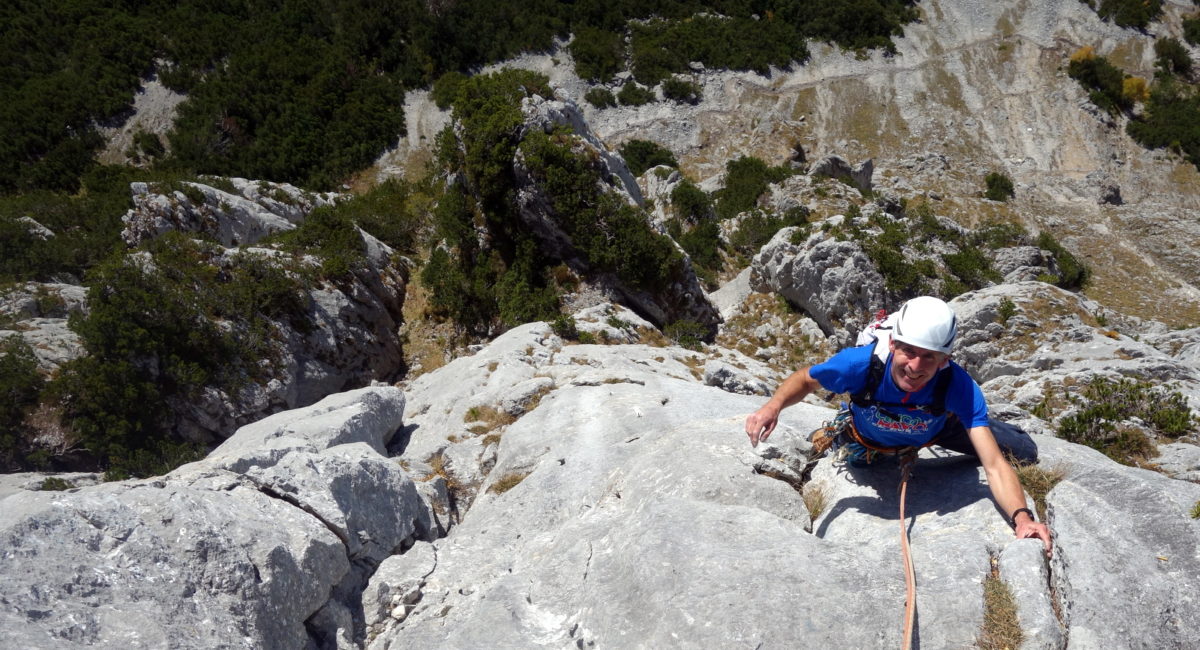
xmin=898 ymin=451 xmax=918 ymax=650
xmin=810 ymin=415 xmax=926 ymax=649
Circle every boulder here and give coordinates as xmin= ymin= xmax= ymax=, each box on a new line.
xmin=0 ymin=386 xmax=437 ymax=650
xmin=751 ymin=226 xmax=886 ymax=339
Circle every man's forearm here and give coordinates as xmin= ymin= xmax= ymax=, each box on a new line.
xmin=768 ymin=368 xmax=820 ymax=411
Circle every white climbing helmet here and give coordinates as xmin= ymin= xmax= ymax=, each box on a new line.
xmin=891 ymin=296 xmax=958 ymax=354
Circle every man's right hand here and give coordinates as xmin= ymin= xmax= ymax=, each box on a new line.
xmin=745 ymin=405 xmax=780 ymax=447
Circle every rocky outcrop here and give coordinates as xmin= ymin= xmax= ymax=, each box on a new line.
xmin=172 ymin=235 xmax=407 ymax=443
xmin=0 ymin=387 xmax=437 ymax=650
xmin=0 ymin=283 xmax=89 ymax=373
xmin=750 ymin=224 xmax=887 ymax=339
xmin=808 ymin=154 xmax=874 ymax=193
xmin=121 ymin=179 xmax=340 ymax=248
xmin=98 ymin=181 xmax=408 ymax=443
xmin=512 ymin=94 xmax=720 ymax=334
xmin=4 ymin=301 xmax=1200 ymax=648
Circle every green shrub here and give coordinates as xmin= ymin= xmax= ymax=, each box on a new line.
xmin=1056 ymin=376 xmax=1193 ymax=465
xmin=942 ymin=248 xmax=1001 ymax=293
xmin=630 ymin=14 xmax=810 ymax=85
xmin=670 ymin=179 xmax=713 ymax=222
xmin=665 ymin=319 xmax=709 ymax=349
xmin=1185 ymin=16 xmax=1200 ymax=46
xmin=47 ymin=233 xmax=312 ymax=476
xmin=1154 ymin=37 xmax=1193 ymax=78
xmin=662 ymin=76 xmax=702 ymax=104
xmin=1035 ymin=232 xmax=1090 ymax=290
xmin=974 ymin=221 xmax=1030 ymax=249
xmin=570 ymin=27 xmax=625 ymax=82
xmin=715 ymin=156 xmax=795 ymax=220
xmin=1126 ymin=78 xmax=1200 ymax=170
xmin=584 ymin=87 xmax=617 ymax=109
xmin=1068 ymin=54 xmax=1132 ymax=115
xmin=0 ymin=336 xmax=44 ymax=468
xmin=39 ymin=476 xmax=73 ymax=491
xmin=128 ymin=130 xmax=166 ymax=162
xmin=1093 ymin=0 xmax=1163 ymax=29
xmin=997 ymin=297 xmax=1017 ymax=324
xmin=984 ymin=171 xmax=1015 ymax=202
xmin=617 ymin=81 xmax=656 ymax=106
xmin=523 ymin=132 xmax=683 ymax=293
xmin=619 ymin=140 xmax=678 ymax=177
xmin=676 ymin=218 xmax=723 ymax=288
xmin=432 ymin=71 xmax=469 ymax=110
xmin=729 ymin=207 xmax=811 ymax=257
xmin=1191 ymin=500 xmax=1200 ymax=519
xmin=551 ymin=314 xmax=580 ymax=340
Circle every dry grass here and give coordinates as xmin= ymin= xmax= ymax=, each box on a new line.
xmin=802 ymin=483 xmax=829 ymax=523
xmin=488 ymin=471 xmax=530 ymax=495
xmin=398 ymin=275 xmax=463 ymax=379
xmin=637 ymin=326 xmax=671 ymax=347
xmin=464 ymin=405 xmax=517 ymax=435
xmin=679 ymin=354 xmax=705 ymax=380
xmin=978 ymin=557 xmax=1023 ymax=650
xmin=421 ymin=452 xmax=462 ymax=491
xmin=1012 ymin=460 xmax=1067 ymax=521
xmin=714 ymin=293 xmax=832 ymax=374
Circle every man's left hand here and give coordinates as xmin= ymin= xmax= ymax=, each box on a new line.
xmin=1015 ymin=519 xmax=1052 ymax=557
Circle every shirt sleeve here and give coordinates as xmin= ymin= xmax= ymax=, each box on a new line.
xmin=809 ymin=345 xmax=874 ymax=395
xmin=949 ymin=365 xmax=989 ymax=428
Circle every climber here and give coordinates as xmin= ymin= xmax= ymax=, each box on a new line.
xmin=744 ymin=295 xmax=1053 ymax=555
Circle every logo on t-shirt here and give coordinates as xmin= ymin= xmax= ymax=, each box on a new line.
xmin=867 ymin=405 xmax=933 ymax=436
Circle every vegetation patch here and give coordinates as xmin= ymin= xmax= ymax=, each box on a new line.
xmin=488 ymin=470 xmax=531 ymax=495
xmin=1012 ymin=461 xmax=1067 ymax=521
xmin=1054 ymin=377 xmax=1193 ymax=467
xmin=465 ymin=405 xmax=517 ymax=435
xmin=802 ymin=482 xmax=829 ymax=524
xmin=620 ymin=140 xmax=678 ymax=177
xmin=983 ymin=172 xmax=1015 ymax=202
xmin=39 ymin=476 xmax=73 ymax=491
xmin=977 ymin=558 xmax=1023 ymax=650
xmin=715 ymin=156 xmax=795 ymax=221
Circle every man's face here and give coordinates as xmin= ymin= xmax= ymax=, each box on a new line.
xmin=889 ymin=340 xmax=949 ymax=393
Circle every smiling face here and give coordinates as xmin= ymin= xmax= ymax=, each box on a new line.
xmin=889 ymin=339 xmax=949 ymax=393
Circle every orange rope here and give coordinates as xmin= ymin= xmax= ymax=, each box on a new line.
xmin=899 ymin=453 xmax=918 ymax=650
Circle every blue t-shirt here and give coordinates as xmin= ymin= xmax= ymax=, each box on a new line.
xmin=810 ymin=344 xmax=989 ymax=448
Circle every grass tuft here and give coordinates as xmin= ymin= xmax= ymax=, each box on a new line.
xmin=802 ymin=483 xmax=829 ymax=523
xmin=1012 ymin=460 xmax=1067 ymax=522
xmin=978 ymin=557 xmax=1023 ymax=650
xmin=488 ymin=471 xmax=530 ymax=495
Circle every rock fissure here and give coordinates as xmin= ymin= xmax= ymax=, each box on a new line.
xmin=249 ymin=480 xmax=352 ymax=552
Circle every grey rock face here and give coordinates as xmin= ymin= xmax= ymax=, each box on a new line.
xmin=0 ymin=283 xmax=90 ymax=372
xmin=0 ymin=386 xmax=435 ymax=650
xmin=1041 ymin=437 xmax=1200 ymax=649
xmin=990 ymin=245 xmax=1060 ymax=283
xmin=808 ymin=154 xmax=874 ymax=193
xmin=372 ymin=321 xmax=1200 ymax=649
xmin=121 ymin=179 xmax=340 ymax=248
xmin=751 ymin=226 xmax=886 ymax=339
